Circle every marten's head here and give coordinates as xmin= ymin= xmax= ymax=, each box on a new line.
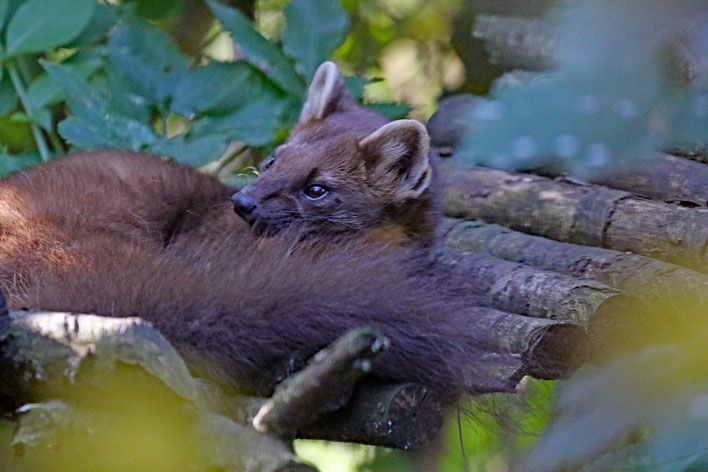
xmin=232 ymin=62 xmax=439 ymax=247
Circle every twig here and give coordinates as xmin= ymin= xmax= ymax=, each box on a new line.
xmin=6 ymin=62 xmax=50 ymax=161
xmin=253 ymin=327 xmax=390 ymax=436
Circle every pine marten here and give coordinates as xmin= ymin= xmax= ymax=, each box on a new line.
xmin=0 ymin=62 xmax=486 ymax=399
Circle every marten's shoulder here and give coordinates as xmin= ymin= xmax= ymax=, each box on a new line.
xmin=0 ymin=150 xmax=246 ymax=257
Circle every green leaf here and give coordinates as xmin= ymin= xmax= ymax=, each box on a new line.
xmin=171 ymin=61 xmax=284 ymax=116
xmin=0 ymin=72 xmax=17 ymax=116
xmin=191 ymin=97 xmax=284 ymax=146
xmin=31 ymin=107 xmax=52 ymax=130
xmin=72 ymin=3 xmax=118 ymax=45
xmin=0 ymin=0 xmax=9 ymax=30
xmin=582 ymin=422 xmax=708 ymax=472
xmin=5 ymin=0 xmax=95 ymax=56
xmin=0 ymin=150 xmax=41 ymax=177
xmin=104 ymin=60 xmax=152 ymax=124
xmin=207 ymin=0 xmax=304 ymax=97
xmin=367 ymin=102 xmax=412 ymax=120
xmin=343 ymin=76 xmax=369 ymax=101
xmin=282 ymin=0 xmax=348 ymax=82
xmin=58 ymin=116 xmax=156 ymax=150
xmin=135 ymin=0 xmax=179 ymax=20
xmin=148 ymin=136 xmax=229 ymax=168
xmin=43 ymin=61 xmax=156 ymax=150
xmin=107 ymin=21 xmax=189 ymax=105
xmin=27 ymin=57 xmax=103 ymax=111
xmin=8 ymin=110 xmax=29 ymax=123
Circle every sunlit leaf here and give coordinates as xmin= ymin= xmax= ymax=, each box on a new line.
xmin=282 ymin=0 xmax=348 ymax=82
xmin=207 ymin=0 xmax=304 ymax=97
xmin=5 ymin=0 xmax=95 ymax=56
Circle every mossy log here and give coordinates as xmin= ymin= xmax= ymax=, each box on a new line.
xmin=0 ymin=310 xmax=312 ymax=472
xmin=440 ymin=218 xmax=708 ymax=315
xmin=434 ymin=247 xmax=634 ymax=330
xmin=0 ymin=305 xmax=588 ymax=455
xmin=0 ymin=311 xmax=445 ymax=451
xmin=441 ymin=163 xmax=708 ymax=273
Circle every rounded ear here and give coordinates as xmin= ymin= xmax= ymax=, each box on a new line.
xmin=298 ymin=61 xmax=349 ymax=125
xmin=358 ymin=120 xmax=432 ymax=201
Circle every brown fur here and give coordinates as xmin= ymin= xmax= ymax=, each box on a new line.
xmin=0 ymin=63 xmax=491 ymax=399
xmin=237 ymin=62 xmax=441 ymax=246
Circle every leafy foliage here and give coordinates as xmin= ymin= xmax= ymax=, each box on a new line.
xmin=0 ymin=0 xmax=362 ymax=177
xmin=4 ymin=0 xmax=94 ymax=56
xmin=455 ymin=0 xmax=708 ymax=177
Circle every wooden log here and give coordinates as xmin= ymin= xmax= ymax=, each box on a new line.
xmin=428 ymin=96 xmax=708 ymax=208
xmin=472 ymin=15 xmax=558 ymax=71
xmin=668 ymin=143 xmax=708 ymax=165
xmin=583 ymin=154 xmax=708 ymax=207
xmin=434 ymin=247 xmax=631 ymax=328
xmin=0 ymin=311 xmax=445 ymax=449
xmin=6 ymin=309 xmax=583 ymax=449
xmin=253 ymin=328 xmax=390 ymax=436
xmin=451 ymin=307 xmax=588 ymax=381
xmin=441 ymin=163 xmax=708 ymax=273
xmin=521 ymin=154 xmax=708 ymax=208
xmin=299 ymin=382 xmax=443 ymax=450
xmin=7 ymin=399 xmax=314 ymax=472
xmin=439 ymin=218 xmax=708 ymax=316
xmin=471 ymin=14 xmax=706 ymax=85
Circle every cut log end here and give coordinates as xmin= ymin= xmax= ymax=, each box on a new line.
xmin=300 ymin=382 xmax=444 ymax=450
xmin=524 ymin=323 xmax=589 ymax=380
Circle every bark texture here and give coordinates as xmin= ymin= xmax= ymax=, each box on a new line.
xmin=472 ymin=15 xmax=558 ymax=71
xmin=253 ymin=328 xmax=390 ymax=436
xmin=538 ymin=154 xmax=708 ymax=207
xmin=439 ymin=218 xmax=708 ymax=314
xmin=441 ymin=164 xmax=708 ymax=273
xmin=0 ymin=311 xmax=441 ymax=450
xmin=434 ymin=247 xmax=632 ymax=329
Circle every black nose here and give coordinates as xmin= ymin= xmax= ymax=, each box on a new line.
xmin=232 ymin=192 xmax=256 ymax=218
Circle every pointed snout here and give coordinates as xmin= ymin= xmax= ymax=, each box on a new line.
xmin=232 ymin=192 xmax=256 ymax=220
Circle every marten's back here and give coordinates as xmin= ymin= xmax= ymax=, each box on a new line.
xmin=0 ymin=151 xmax=483 ymax=398
xmin=0 ymin=151 xmax=248 ymax=299
xmin=0 ymin=62 xmax=493 ymax=399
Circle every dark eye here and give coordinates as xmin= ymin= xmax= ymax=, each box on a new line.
xmin=261 ymin=155 xmax=275 ymax=171
xmin=303 ymin=184 xmax=328 ymax=200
